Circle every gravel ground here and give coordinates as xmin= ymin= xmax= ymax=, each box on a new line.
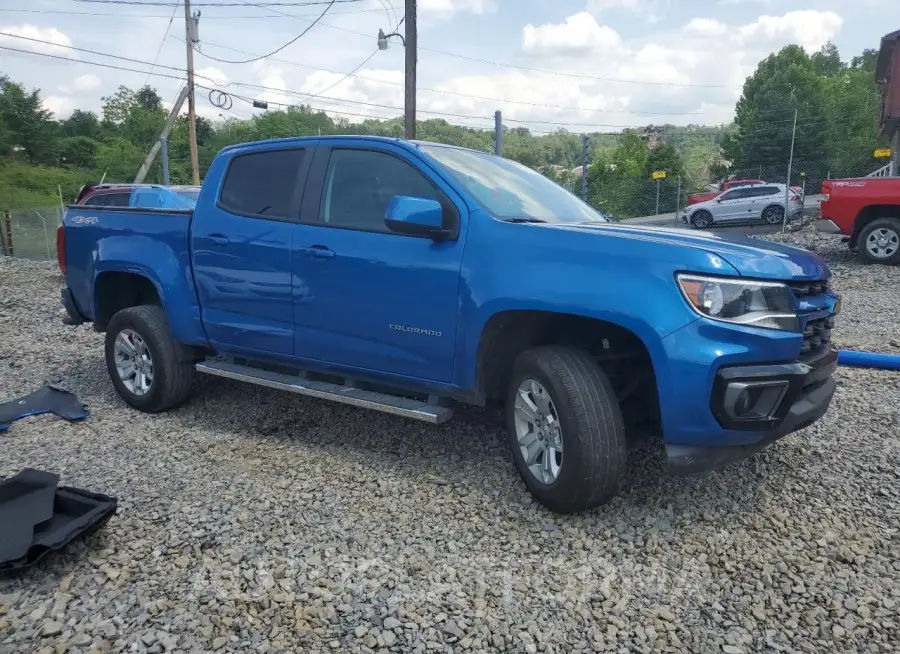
xmin=1 ymin=228 xmax=899 ymax=654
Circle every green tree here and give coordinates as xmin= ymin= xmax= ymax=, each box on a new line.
xmin=0 ymin=76 xmax=58 ymax=165
xmin=726 ymin=45 xmax=832 ymax=182
xmin=61 ymin=110 xmax=101 ymax=139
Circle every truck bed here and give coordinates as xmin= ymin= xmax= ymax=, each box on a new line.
xmin=61 ymin=205 xmax=195 ymax=333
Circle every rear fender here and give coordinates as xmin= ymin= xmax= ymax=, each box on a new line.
xmin=91 ymin=235 xmax=206 ymax=346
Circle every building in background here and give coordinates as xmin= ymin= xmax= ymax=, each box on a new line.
xmin=876 ymin=29 xmax=900 ymax=175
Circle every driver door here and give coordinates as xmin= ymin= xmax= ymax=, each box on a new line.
xmin=290 ymin=142 xmax=467 ymax=382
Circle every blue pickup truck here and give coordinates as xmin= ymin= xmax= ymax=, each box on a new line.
xmin=57 ymin=136 xmax=840 ymax=513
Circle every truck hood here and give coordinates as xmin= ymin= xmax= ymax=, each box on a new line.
xmin=549 ymin=222 xmax=829 ymax=280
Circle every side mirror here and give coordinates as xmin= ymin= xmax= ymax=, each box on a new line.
xmin=384 ymin=196 xmax=450 ymax=240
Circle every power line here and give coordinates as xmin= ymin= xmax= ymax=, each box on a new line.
xmin=0 ymin=31 xmax=222 ymax=86
xmin=188 ymin=37 xmax=707 ymax=116
xmin=192 ymin=0 xmax=336 ymax=64
xmin=0 ymin=7 xmax=397 ymax=18
xmin=72 ymin=0 xmax=366 ymax=6
xmin=143 ymin=1 xmax=179 ymax=86
xmin=0 ymin=45 xmax=188 ymax=82
xmin=262 ymin=6 xmax=743 ymax=89
xmin=3 ymin=33 xmax=875 ymax=136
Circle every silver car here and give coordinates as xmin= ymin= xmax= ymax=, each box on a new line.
xmin=683 ymin=183 xmax=803 ymax=229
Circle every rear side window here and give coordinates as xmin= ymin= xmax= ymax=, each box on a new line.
xmin=219 ymin=149 xmax=306 ymax=219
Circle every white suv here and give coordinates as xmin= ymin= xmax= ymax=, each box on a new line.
xmin=683 ymin=184 xmax=803 ymax=229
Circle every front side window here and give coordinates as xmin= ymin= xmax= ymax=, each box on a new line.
xmin=419 ymin=144 xmax=609 ymax=224
xmin=319 ymin=149 xmax=440 ymax=232
xmin=219 ymin=148 xmax=306 ymax=219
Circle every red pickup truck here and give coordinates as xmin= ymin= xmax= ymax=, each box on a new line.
xmin=818 ymin=176 xmax=900 ymax=264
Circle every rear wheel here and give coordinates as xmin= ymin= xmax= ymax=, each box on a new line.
xmin=105 ymin=305 xmax=196 ymax=412
xmin=691 ymin=210 xmax=713 ymax=229
xmin=858 ymin=218 xmax=900 ymax=265
xmin=762 ymin=205 xmax=785 ymax=225
xmin=505 ymin=346 xmax=626 ymax=514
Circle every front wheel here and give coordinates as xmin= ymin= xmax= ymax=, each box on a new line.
xmin=104 ymin=305 xmax=196 ymax=412
xmin=505 ymin=346 xmax=626 ymax=514
xmin=762 ymin=205 xmax=785 ymax=225
xmin=858 ymin=218 xmax=900 ymax=265
xmin=691 ymin=210 xmax=713 ymax=229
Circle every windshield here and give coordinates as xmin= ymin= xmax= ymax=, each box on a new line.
xmin=418 ymin=144 xmax=609 ymax=224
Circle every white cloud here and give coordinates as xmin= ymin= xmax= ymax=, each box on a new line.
xmin=58 ymin=74 xmax=101 ymax=95
xmin=419 ymin=0 xmax=496 ymax=18
xmin=586 ymin=0 xmax=639 ymax=12
xmin=737 ymin=10 xmax=843 ymax=52
xmin=683 ymin=18 xmax=728 ymax=37
xmin=0 ymin=24 xmax=72 ymax=55
xmin=523 ymin=12 xmax=622 ymax=56
xmin=43 ymin=95 xmax=74 ymax=118
xmin=195 ymin=67 xmax=229 ymax=88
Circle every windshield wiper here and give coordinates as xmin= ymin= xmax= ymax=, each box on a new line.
xmin=502 ymin=217 xmax=548 ymax=224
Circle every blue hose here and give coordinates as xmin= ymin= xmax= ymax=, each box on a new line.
xmin=837 ymin=349 xmax=900 ymax=371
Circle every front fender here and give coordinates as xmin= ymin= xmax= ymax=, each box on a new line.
xmin=92 ymin=235 xmax=207 ymax=346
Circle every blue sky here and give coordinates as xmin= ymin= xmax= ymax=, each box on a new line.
xmin=1 ymin=0 xmax=897 ymax=132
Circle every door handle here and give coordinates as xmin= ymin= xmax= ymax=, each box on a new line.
xmin=208 ymin=234 xmax=230 ymax=246
xmin=302 ymin=245 xmax=335 ymax=259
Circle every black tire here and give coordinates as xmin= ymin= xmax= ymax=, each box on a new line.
xmin=857 ymin=217 xmax=900 ymax=265
xmin=762 ymin=205 xmax=785 ymax=225
xmin=691 ymin=210 xmax=713 ymax=229
xmin=505 ymin=346 xmax=626 ymax=514
xmin=104 ymin=305 xmax=196 ymax=412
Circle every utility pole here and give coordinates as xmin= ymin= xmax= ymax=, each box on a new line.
xmin=404 ymin=0 xmax=417 ymax=140
xmin=494 ymin=110 xmax=502 ymax=156
xmin=134 ymin=85 xmax=189 ymax=184
xmin=782 ymin=108 xmax=798 ymax=235
xmin=184 ymin=0 xmax=200 ymax=184
xmin=581 ymin=135 xmax=589 ymax=202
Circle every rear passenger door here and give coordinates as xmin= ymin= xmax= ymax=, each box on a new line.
xmin=191 ymin=143 xmax=315 ymax=356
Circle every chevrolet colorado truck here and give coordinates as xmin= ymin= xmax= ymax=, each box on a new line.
xmin=818 ymin=176 xmax=900 ymax=265
xmin=57 ymin=136 xmax=840 ymax=513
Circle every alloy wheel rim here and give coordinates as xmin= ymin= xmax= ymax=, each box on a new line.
xmin=114 ymin=329 xmax=154 ymax=396
xmin=513 ymin=379 xmax=563 ymax=484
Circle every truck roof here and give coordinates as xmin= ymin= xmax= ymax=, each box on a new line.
xmin=218 ymin=135 xmax=487 ymax=156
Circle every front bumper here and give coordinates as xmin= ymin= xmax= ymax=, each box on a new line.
xmin=665 ymin=348 xmax=837 ymax=475
xmin=60 ymin=287 xmax=86 ymax=326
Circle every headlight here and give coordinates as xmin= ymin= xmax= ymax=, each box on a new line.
xmin=676 ymin=274 xmax=799 ymax=331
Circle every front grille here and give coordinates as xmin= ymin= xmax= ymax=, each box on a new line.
xmin=801 ymin=315 xmax=834 ymax=355
xmin=789 ymin=279 xmax=830 ymax=299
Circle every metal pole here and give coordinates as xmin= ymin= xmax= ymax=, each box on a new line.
xmin=889 ymin=137 xmax=896 ymax=176
xmin=3 ymin=211 xmax=13 ymax=258
xmin=581 ymin=135 xmax=589 ymax=202
xmin=134 ymin=85 xmax=189 ymax=184
xmin=782 ymin=108 xmax=797 ymax=234
xmin=404 ymin=0 xmax=417 ymax=140
xmin=675 ymin=174 xmax=681 ymax=224
xmin=494 ymin=110 xmax=502 ymax=157
xmin=655 ymin=178 xmax=660 ymax=216
xmin=185 ymin=0 xmax=200 ymax=184
xmin=161 ymin=138 xmax=171 ymax=186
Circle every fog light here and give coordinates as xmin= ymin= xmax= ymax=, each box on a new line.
xmin=724 ymin=380 xmax=789 ymax=421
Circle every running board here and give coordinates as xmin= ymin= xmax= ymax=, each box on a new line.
xmin=195 ymin=360 xmax=453 ymax=424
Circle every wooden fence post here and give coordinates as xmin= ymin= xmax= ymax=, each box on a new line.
xmin=2 ymin=211 xmax=12 ymax=257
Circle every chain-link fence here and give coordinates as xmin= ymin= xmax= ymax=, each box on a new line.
xmin=584 ymin=157 xmax=893 ymax=221
xmin=1 ymin=208 xmax=63 ymax=261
